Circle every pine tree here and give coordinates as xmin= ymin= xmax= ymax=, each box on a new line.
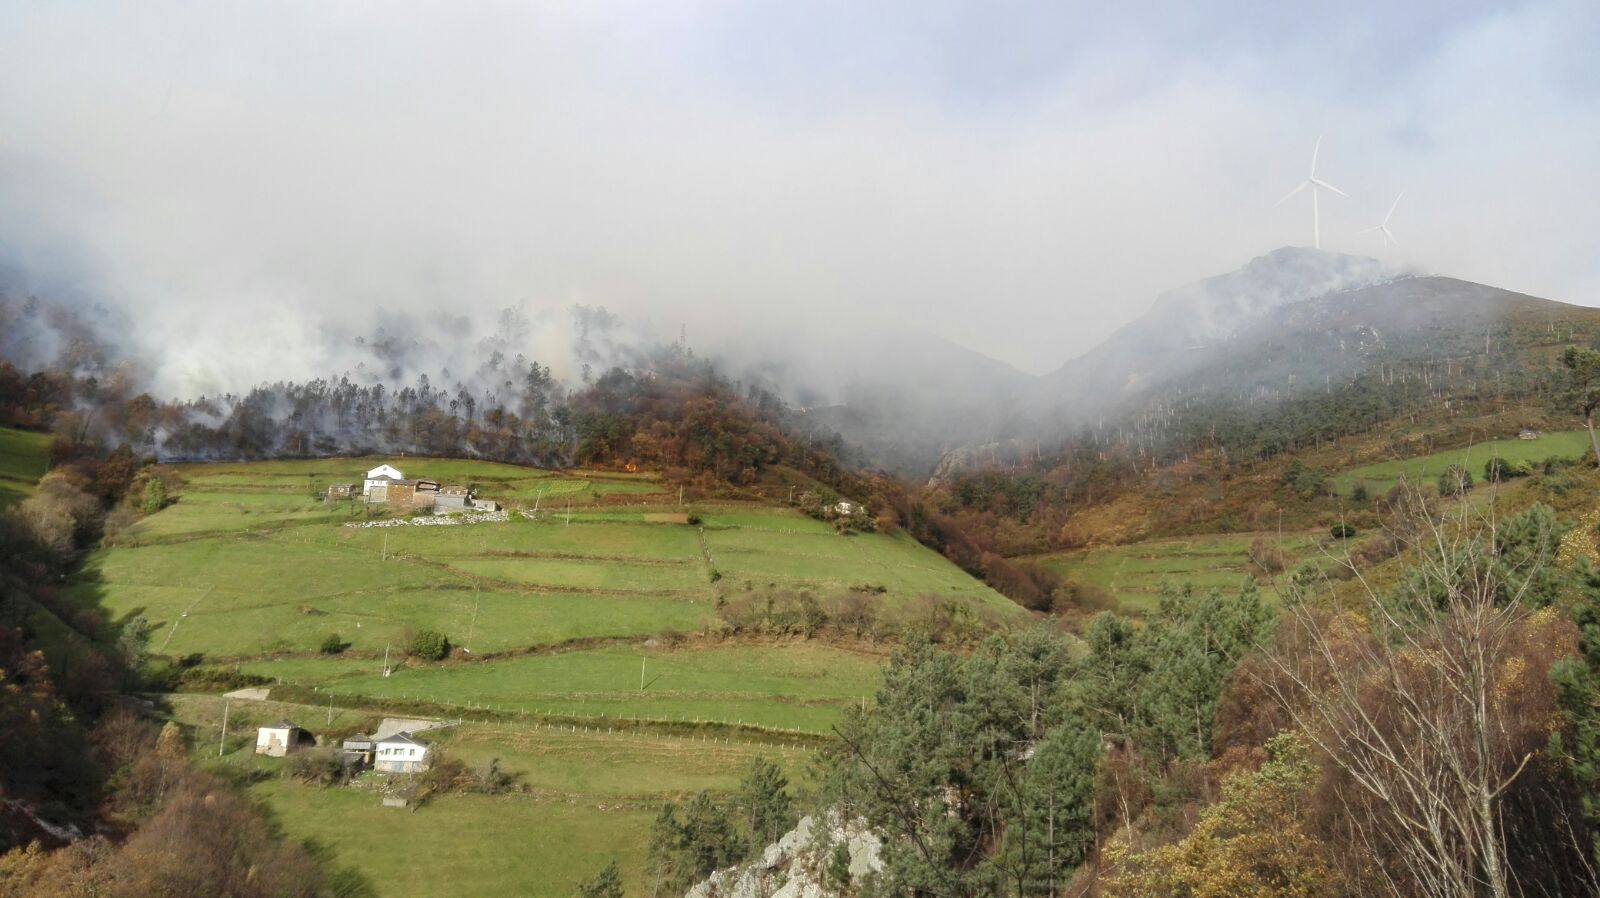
xmin=736 ymin=757 xmax=795 ymax=849
xmin=1550 ymin=559 xmax=1600 ymax=867
xmin=576 ymin=859 xmax=624 ymax=898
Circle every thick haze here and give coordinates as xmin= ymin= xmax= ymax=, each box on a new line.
xmin=0 ymin=0 xmax=1597 ymax=397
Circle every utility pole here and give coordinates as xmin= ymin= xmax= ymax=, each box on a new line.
xmin=640 ymin=657 xmax=646 ymax=691
xmin=465 ymin=581 xmax=482 ymax=652
xmin=327 ymin=694 xmax=334 ymax=725
xmin=218 ymin=697 xmax=230 ymax=757
xmin=382 ymin=643 xmax=392 ymax=677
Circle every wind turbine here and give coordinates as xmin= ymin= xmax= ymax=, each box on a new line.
xmin=1359 ymin=191 xmax=1404 ymax=249
xmin=1276 ymin=136 xmax=1348 ymax=249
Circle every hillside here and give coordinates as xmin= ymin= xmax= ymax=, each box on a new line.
xmin=66 ymin=454 xmax=1019 ymax=895
xmin=1038 ymin=246 xmax=1398 ymax=414
xmin=92 ymin=457 xmax=1013 ymax=727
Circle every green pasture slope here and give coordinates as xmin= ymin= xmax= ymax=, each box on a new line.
xmin=1031 ymin=531 xmax=1320 ymax=613
xmin=78 ymin=454 xmax=1017 ymax=896
xmin=0 ymin=426 xmax=50 ymax=508
xmin=1337 ymin=429 xmax=1593 ymax=493
xmin=168 ymin=694 xmax=812 ymax=898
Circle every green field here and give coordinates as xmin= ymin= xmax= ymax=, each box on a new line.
xmin=169 ymin=688 xmax=814 ymax=896
xmin=83 ymin=458 xmax=1011 ymax=666
xmin=0 ymin=426 xmax=50 ymax=508
xmin=1031 ymin=531 xmax=1320 ymax=612
xmin=256 ymin=783 xmax=655 ymax=898
xmin=242 ymin=641 xmax=882 ymax=733
xmin=75 ymin=455 xmax=1020 ymax=896
xmin=1337 ymin=429 xmax=1593 ymax=493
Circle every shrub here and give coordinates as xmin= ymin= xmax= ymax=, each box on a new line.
xmin=471 ymin=756 xmax=516 ymax=794
xmin=1484 ymin=456 xmax=1531 ymax=482
xmin=1351 ymin=531 xmax=1401 ymax=566
xmin=1349 ymin=481 xmax=1370 ymax=503
xmin=1330 ymin=522 xmax=1356 ymax=540
xmin=1248 ymin=536 xmax=1286 ymax=573
xmin=319 ymin=633 xmax=349 ymax=655
xmin=287 ymin=745 xmax=346 ymax=787
xmin=1282 ymin=461 xmax=1330 ymax=499
xmin=141 ymin=477 xmax=168 ymax=515
xmin=1437 ymin=464 xmax=1473 ymax=497
xmin=685 ymin=512 xmax=703 ymax=526
xmin=408 ymin=629 xmax=450 ymax=661
xmin=577 ymin=861 xmax=624 ymax=898
xmin=1051 ymin=580 xmax=1118 ymax=616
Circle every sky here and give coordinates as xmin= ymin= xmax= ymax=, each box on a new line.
xmin=0 ymin=0 xmax=1597 ymax=395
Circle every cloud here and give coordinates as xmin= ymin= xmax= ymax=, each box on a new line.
xmin=0 ymin=0 xmax=1594 ymax=393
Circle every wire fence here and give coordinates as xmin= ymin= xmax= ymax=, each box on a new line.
xmin=263 ymin=679 xmax=826 ymax=748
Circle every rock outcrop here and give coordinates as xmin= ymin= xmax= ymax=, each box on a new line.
xmin=686 ymin=813 xmax=882 ymax=898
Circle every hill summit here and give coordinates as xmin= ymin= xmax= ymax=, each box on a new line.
xmin=1039 ymin=247 xmax=1404 ymax=412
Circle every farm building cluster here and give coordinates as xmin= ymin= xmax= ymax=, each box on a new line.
xmin=255 ymin=718 xmax=437 ymax=775
xmin=327 ymin=463 xmax=501 ymax=515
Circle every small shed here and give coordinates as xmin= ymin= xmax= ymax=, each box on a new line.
xmin=374 ymin=732 xmax=431 ymax=773
xmin=341 ymin=734 xmax=375 ymax=770
xmin=434 ymin=492 xmax=473 ymax=513
xmin=255 ymin=720 xmax=311 ymax=757
xmin=410 ymin=480 xmax=440 ymax=509
xmin=1518 ymin=428 xmax=1540 ymax=440
xmin=326 ymin=483 xmax=354 ymax=499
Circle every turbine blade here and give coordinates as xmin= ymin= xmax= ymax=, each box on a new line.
xmin=1310 ymin=135 xmax=1321 ymax=176
xmin=1384 ymin=190 xmax=1404 ymax=224
xmin=1383 ymin=225 xmax=1398 ymax=247
xmin=1275 ymin=181 xmax=1308 ymax=206
xmin=1357 ymin=225 xmax=1382 ymax=234
xmin=1311 ymin=178 xmax=1349 ymax=198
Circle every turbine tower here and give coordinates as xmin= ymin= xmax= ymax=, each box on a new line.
xmin=1276 ymin=136 xmax=1348 ymax=249
xmin=1359 ymin=191 xmax=1404 ymax=249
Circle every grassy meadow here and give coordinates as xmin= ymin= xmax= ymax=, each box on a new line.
xmin=0 ymin=426 xmax=50 ymax=508
xmin=70 ymin=454 xmax=1023 ymax=896
xmin=1336 ymin=428 xmax=1593 ymax=493
xmin=1031 ymin=531 xmax=1321 ymax=612
xmin=242 ymin=641 xmax=882 ymax=732
xmin=83 ymin=457 xmax=1010 ymax=667
xmin=169 ymin=678 xmax=816 ymax=896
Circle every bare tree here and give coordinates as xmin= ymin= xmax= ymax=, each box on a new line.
xmin=1253 ymin=487 xmax=1589 ymax=898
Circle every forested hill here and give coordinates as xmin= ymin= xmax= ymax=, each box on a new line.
xmin=917 ymin=250 xmax=1600 ymax=486
xmin=1089 ymin=273 xmax=1600 ymax=467
xmin=1037 ymin=246 xmax=1397 ymax=415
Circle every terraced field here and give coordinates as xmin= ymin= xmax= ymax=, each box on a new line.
xmin=1031 ymin=531 xmax=1321 ymax=612
xmin=242 ymin=642 xmax=882 ymax=733
xmin=84 ymin=459 xmax=1008 ymax=674
xmin=76 ymin=454 xmax=1018 ymax=895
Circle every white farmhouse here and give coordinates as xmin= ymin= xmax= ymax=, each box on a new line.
xmin=255 ymin=720 xmax=308 ymax=757
xmin=363 ymin=464 xmax=405 ymax=499
xmin=374 ymin=732 xmax=431 ymax=773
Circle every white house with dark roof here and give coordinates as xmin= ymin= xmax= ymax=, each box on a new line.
xmin=374 ymin=732 xmax=431 ymax=773
xmin=363 ymin=464 xmax=405 ymax=499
